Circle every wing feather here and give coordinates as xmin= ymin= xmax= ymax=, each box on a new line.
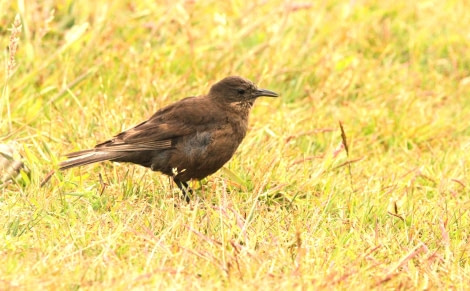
xmin=94 ymin=96 xmax=221 ymax=152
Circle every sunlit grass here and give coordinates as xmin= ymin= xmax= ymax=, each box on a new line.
xmin=1 ymin=0 xmax=470 ymax=289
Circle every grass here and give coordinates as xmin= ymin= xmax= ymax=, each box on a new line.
xmin=1 ymin=0 xmax=470 ymax=289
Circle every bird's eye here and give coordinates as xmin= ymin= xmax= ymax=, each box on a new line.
xmin=237 ymin=89 xmax=245 ymax=95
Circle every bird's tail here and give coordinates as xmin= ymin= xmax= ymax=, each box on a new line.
xmin=40 ymin=149 xmax=124 ymax=187
xmin=59 ymin=149 xmax=124 ymax=170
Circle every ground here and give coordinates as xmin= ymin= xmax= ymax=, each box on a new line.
xmin=1 ymin=0 xmax=470 ymax=289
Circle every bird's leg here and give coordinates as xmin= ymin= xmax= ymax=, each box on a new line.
xmin=174 ymin=180 xmax=192 ymax=203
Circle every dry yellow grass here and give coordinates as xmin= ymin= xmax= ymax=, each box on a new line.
xmin=1 ymin=0 xmax=470 ymax=289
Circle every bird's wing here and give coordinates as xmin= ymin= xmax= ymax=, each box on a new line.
xmin=95 ymin=96 xmax=221 ymax=152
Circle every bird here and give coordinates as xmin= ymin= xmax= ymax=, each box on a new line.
xmin=58 ymin=76 xmax=279 ymax=202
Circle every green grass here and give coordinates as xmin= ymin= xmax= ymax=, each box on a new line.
xmin=1 ymin=0 xmax=470 ymax=289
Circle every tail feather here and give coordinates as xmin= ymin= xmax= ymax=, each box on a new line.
xmin=40 ymin=149 xmax=126 ymax=187
xmin=59 ymin=150 xmax=124 ymax=170
xmin=65 ymin=149 xmax=96 ymax=158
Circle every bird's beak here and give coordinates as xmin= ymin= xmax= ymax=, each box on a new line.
xmin=255 ymin=88 xmax=279 ymax=98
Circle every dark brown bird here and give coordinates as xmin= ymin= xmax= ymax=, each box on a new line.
xmin=59 ymin=76 xmax=278 ymax=201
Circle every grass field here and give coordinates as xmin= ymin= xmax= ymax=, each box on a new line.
xmin=1 ymin=0 xmax=470 ymax=289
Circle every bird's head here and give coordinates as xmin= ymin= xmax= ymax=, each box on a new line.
xmin=208 ymin=76 xmax=278 ymax=106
